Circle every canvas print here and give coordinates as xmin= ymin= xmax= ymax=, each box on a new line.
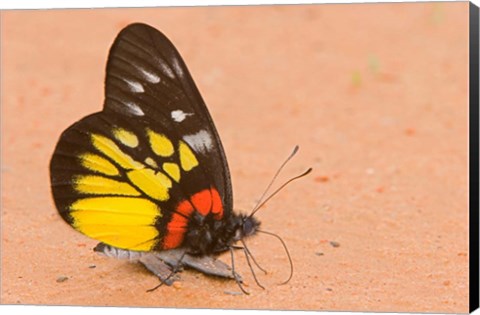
xmin=1 ymin=1 xmax=478 ymax=313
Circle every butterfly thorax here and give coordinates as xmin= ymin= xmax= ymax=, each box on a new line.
xmin=184 ymin=212 xmax=260 ymax=255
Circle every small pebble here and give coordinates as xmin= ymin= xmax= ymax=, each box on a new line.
xmin=326 ymin=288 xmax=333 ymax=291
xmin=88 ymin=264 xmax=96 ymax=269
xmin=56 ymin=276 xmax=69 ymax=283
xmin=172 ymin=281 xmax=182 ymax=289
xmin=330 ymin=241 xmax=340 ymax=248
xmin=315 ymin=252 xmax=324 ymax=256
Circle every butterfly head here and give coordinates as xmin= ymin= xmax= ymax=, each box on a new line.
xmin=239 ymin=214 xmax=261 ymax=239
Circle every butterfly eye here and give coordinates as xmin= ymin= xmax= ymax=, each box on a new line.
xmin=242 ymin=217 xmax=259 ymax=237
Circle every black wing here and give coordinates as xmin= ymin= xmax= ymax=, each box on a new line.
xmin=50 ymin=23 xmax=232 ymax=251
xmin=103 ymin=23 xmax=232 ymax=212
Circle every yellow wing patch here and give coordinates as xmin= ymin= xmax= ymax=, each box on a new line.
xmin=113 ymin=127 xmax=139 ymax=148
xmin=178 ymin=141 xmax=199 ymax=171
xmin=91 ymin=134 xmax=143 ymax=170
xmin=144 ymin=157 xmax=159 ymax=168
xmin=79 ymin=153 xmax=120 ymax=176
xmin=147 ymin=129 xmax=174 ymax=157
xmin=127 ymin=168 xmax=172 ymax=201
xmin=70 ymin=197 xmax=160 ymax=251
xmin=163 ymin=162 xmax=181 ymax=182
xmin=73 ymin=175 xmax=140 ymax=196
xmin=69 ymin=130 xmax=203 ymax=251
xmin=79 ymin=225 xmax=158 ymax=251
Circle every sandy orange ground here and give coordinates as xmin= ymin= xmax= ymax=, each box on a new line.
xmin=0 ymin=3 xmax=470 ymax=313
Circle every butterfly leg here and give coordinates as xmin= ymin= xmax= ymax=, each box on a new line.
xmin=146 ymin=250 xmax=187 ymax=292
xmin=229 ymin=247 xmax=250 ymax=295
xmin=232 ymin=245 xmax=265 ymax=290
xmin=240 ymin=239 xmax=267 ymax=274
xmin=139 ymin=254 xmax=179 ymax=286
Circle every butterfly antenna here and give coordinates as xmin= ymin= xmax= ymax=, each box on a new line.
xmin=249 ymin=145 xmax=300 ymax=215
xmin=249 ymin=167 xmax=313 ymax=218
xmin=257 ymin=229 xmax=294 ymax=285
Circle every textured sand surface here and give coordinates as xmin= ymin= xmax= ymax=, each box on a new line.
xmin=1 ymin=3 xmax=470 ymax=312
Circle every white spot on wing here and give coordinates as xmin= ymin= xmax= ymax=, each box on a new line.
xmin=159 ymin=61 xmax=175 ymax=79
xmin=172 ymin=58 xmax=184 ymax=77
xmin=183 ymin=130 xmax=213 ymax=154
xmin=171 ymin=110 xmax=193 ymax=122
xmin=124 ymin=79 xmax=144 ymax=93
xmin=124 ymin=101 xmax=145 ymax=116
xmin=139 ymin=67 xmax=160 ymax=84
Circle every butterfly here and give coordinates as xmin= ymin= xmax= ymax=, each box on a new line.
xmin=50 ymin=23 xmax=311 ymax=293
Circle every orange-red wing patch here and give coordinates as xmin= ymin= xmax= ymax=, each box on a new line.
xmin=162 ymin=187 xmax=224 ymax=249
xmin=190 ymin=187 xmax=224 ymax=219
xmin=191 ymin=189 xmax=213 ymax=216
xmin=163 ymin=213 xmax=189 ymax=249
xmin=210 ymin=188 xmax=223 ymax=220
xmin=176 ymin=199 xmax=195 ymax=217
